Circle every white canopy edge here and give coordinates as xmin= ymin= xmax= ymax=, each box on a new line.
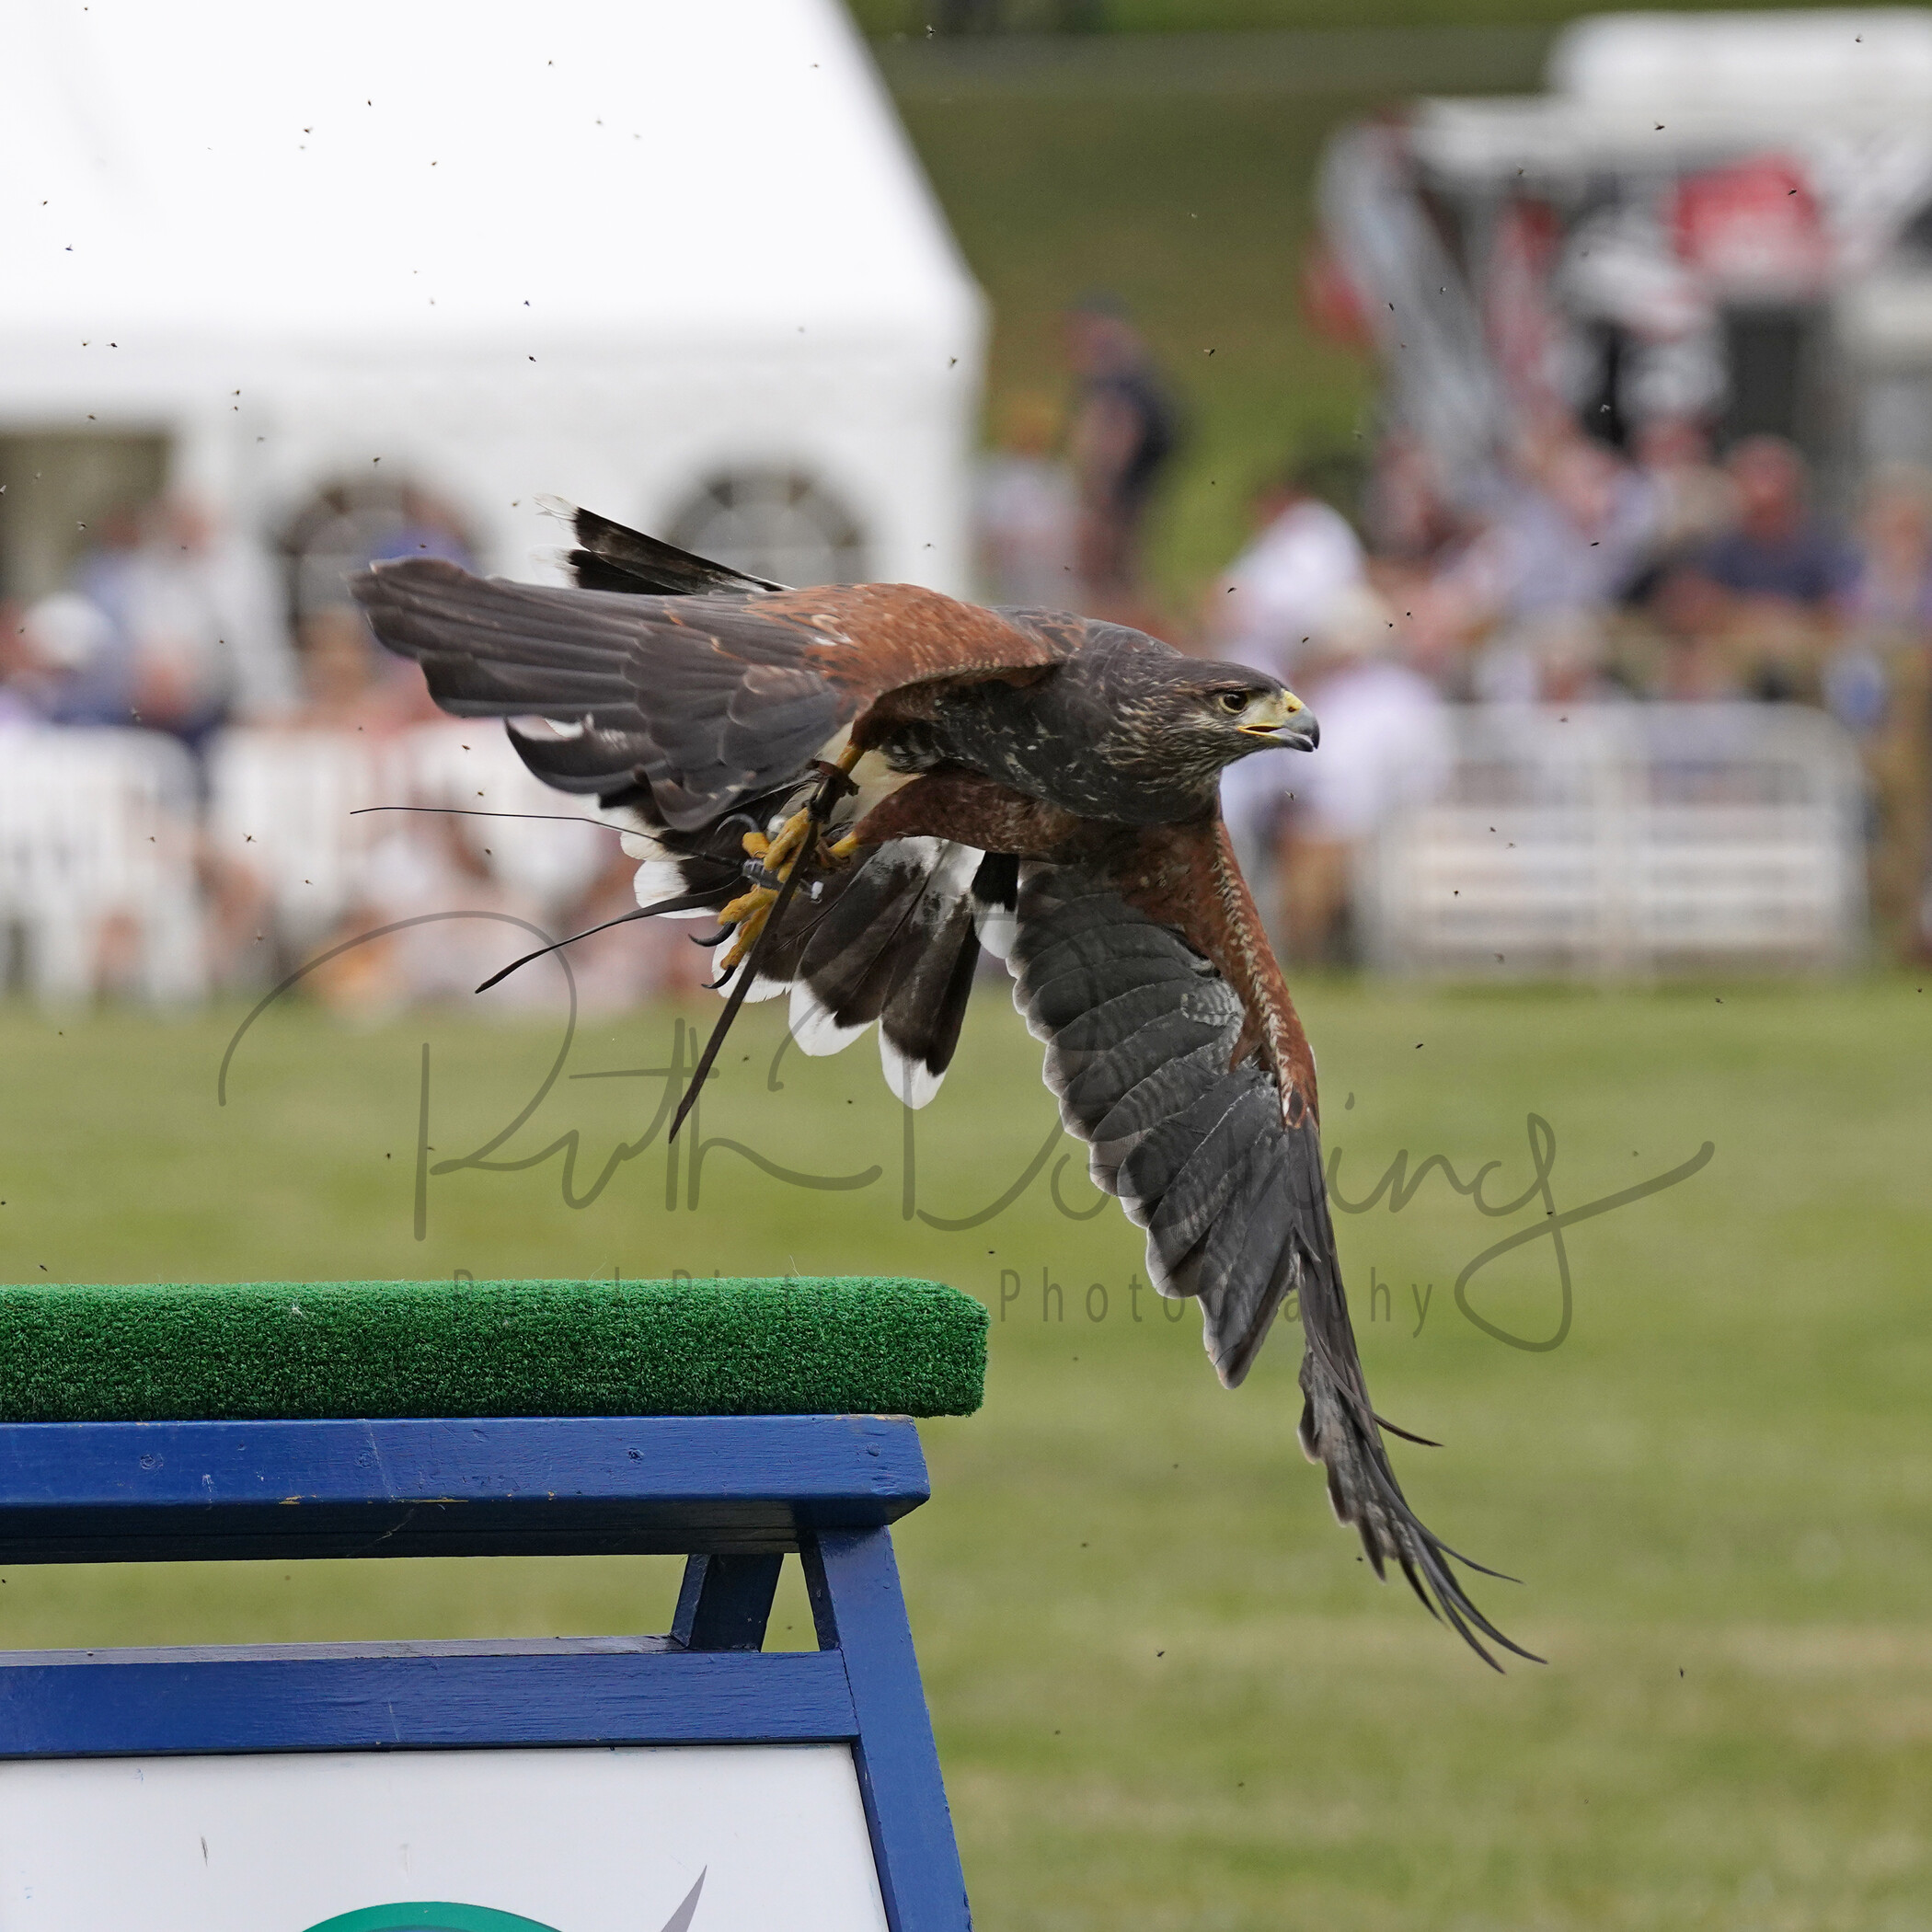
xmin=0 ymin=0 xmax=979 ymax=351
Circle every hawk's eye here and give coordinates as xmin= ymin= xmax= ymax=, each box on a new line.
xmin=1215 ymin=691 xmax=1248 ymax=715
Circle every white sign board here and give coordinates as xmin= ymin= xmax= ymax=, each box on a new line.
xmin=0 ymin=1743 xmax=890 ymax=1932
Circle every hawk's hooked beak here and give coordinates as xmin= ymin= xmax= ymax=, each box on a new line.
xmin=1240 ymin=689 xmax=1319 ymax=751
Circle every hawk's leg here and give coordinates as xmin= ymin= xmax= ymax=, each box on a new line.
xmin=714 ymin=749 xmax=862 ymax=974
xmin=671 ymin=744 xmax=866 ymax=1142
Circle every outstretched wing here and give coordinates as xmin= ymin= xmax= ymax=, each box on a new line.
xmin=1006 ymin=850 xmax=1535 ymax=1667
xmin=351 ymin=558 xmax=1069 ymax=831
xmin=351 ymin=535 xmax=1057 ymax=1105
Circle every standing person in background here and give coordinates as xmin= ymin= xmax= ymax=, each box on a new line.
xmin=66 ymin=493 xmax=296 ymax=753
xmin=1205 ymin=455 xmax=1367 ymax=687
xmin=1212 ymin=457 xmax=1370 ymax=934
xmin=1276 ymin=584 xmax=1453 ymax=966
xmin=1063 ymin=292 xmax=1181 ymax=623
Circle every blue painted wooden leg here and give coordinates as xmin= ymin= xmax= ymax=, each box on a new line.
xmin=672 ymin=1553 xmax=783 ymax=1651
xmin=802 ymin=1526 xmax=972 ymax=1932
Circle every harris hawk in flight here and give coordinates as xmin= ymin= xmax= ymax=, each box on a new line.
xmin=353 ymin=506 xmax=1532 ymax=1667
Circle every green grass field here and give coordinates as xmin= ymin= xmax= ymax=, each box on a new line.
xmin=3 ymin=975 xmax=1928 ymax=1928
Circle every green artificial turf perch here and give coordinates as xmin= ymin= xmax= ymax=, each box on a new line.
xmin=0 ymin=1278 xmax=986 ymax=1423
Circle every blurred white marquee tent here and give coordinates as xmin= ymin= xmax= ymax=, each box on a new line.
xmin=0 ymin=0 xmax=983 ymax=604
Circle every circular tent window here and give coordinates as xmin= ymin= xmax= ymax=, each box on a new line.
xmin=276 ymin=477 xmax=477 ymax=628
xmin=663 ymin=469 xmax=868 ymax=590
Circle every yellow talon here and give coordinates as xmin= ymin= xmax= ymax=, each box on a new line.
xmin=762 ymin=808 xmax=813 ymax=873
xmin=716 ymin=749 xmax=868 ymax=977
xmin=721 ymin=808 xmax=814 ymax=932
xmin=719 ymin=882 xmax=776 ymax=927
xmin=717 ymin=919 xmax=761 ymax=976
xmin=717 ymin=891 xmax=778 ymax=974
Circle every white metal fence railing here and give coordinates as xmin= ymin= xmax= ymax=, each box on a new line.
xmin=0 ymin=727 xmax=205 ymax=1003
xmin=0 ymin=722 xmax=611 ymax=1005
xmin=0 ymin=704 xmax=1874 ymax=1002
xmin=1361 ymin=703 xmax=1868 ymax=977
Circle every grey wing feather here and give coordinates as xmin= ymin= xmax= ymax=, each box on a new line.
xmin=351 ymin=558 xmax=843 ymax=828
xmin=1006 ymin=861 xmax=1537 ymax=1669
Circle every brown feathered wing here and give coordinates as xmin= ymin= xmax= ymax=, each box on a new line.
xmin=351 ymin=557 xmax=1071 ymax=1103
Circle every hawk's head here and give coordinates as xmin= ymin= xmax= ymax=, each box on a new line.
xmin=1185 ymin=670 xmax=1320 ymax=764
xmin=926 ymin=627 xmax=1322 ymax=826
xmin=1070 ymin=651 xmax=1321 ymax=823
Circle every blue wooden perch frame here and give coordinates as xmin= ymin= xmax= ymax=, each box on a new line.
xmin=0 ymin=1411 xmax=973 ymax=1931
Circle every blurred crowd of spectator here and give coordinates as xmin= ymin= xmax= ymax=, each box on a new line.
xmin=0 ymin=489 xmax=460 ymax=745
xmin=4 ymin=314 xmax=1923 ymax=1006
xmin=0 ymin=487 xmax=695 ymax=1009
xmin=978 ymin=298 xmax=1932 ymax=962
